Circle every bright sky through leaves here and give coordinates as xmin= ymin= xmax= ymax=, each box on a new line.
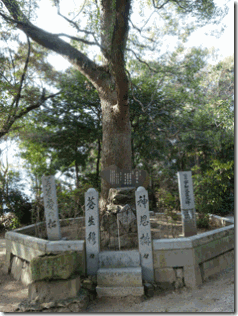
xmin=33 ymin=0 xmax=234 ymax=71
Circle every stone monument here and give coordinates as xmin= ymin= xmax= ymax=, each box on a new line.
xmin=100 ymin=165 xmax=149 ymax=249
xmin=85 ymin=188 xmax=100 ymax=275
xmin=135 ymin=186 xmax=154 ymax=283
xmin=177 ymin=171 xmax=197 ymax=237
xmin=42 ymin=175 xmax=61 ymax=241
xmin=100 ymin=164 xmax=149 ymax=188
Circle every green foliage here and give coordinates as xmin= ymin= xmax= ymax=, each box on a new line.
xmin=8 ymin=216 xmax=21 ymax=230
xmin=129 ymin=53 xmax=233 ymax=217
xmin=196 ymin=213 xmax=210 ymax=229
xmin=156 ymin=189 xmax=177 ymax=213
xmin=192 ymin=160 xmax=234 ymax=216
xmin=4 ymin=189 xmax=32 ymax=224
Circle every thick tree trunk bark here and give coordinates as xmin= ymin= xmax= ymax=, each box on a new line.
xmin=96 ymin=137 xmax=101 ymax=189
xmin=99 ymin=94 xmax=132 ymax=212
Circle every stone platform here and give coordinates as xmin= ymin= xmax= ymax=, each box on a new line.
xmin=96 ymin=250 xmax=144 ymax=297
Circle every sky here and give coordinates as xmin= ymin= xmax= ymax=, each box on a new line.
xmin=36 ymin=0 xmax=234 ymax=70
xmin=0 ymin=0 xmax=234 ymax=201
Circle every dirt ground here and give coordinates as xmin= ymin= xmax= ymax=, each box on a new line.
xmin=0 ymin=229 xmax=235 ymax=313
xmin=86 ymin=264 xmax=235 ymax=313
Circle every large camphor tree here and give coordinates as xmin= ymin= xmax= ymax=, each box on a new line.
xmin=0 ymin=0 xmax=228 ymax=210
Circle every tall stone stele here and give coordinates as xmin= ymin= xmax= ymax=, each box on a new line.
xmin=42 ymin=175 xmax=61 ymax=241
xmin=177 ymin=171 xmax=197 ymax=237
xmin=135 ymin=186 xmax=154 ymax=283
xmin=85 ymin=188 xmax=100 ymax=275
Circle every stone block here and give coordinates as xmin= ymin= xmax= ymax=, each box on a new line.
xmin=96 ymin=286 xmax=144 ymax=297
xmin=154 ymin=268 xmax=176 ymax=283
xmin=99 ymin=250 xmax=140 ymax=268
xmin=10 ymin=240 xmax=46 ymax=262
xmin=144 ymin=283 xmax=154 ymax=297
xmin=194 ymin=234 xmax=234 ymax=264
xmin=28 ymin=276 xmax=81 ymax=302
xmin=153 ymin=248 xmax=195 ymax=268
xmin=174 ymin=267 xmax=183 ymax=279
xmin=117 ymin=205 xmax=136 ymax=227
xmin=202 ymin=250 xmax=234 ymax=280
xmin=153 ymin=238 xmax=193 ymax=250
xmin=46 ymin=240 xmax=85 ymax=252
xmin=97 ymin=267 xmax=143 ymax=287
xmin=30 ymin=251 xmax=79 ymax=281
xmin=5 ymin=239 xmax=12 ymax=273
xmin=21 ymin=260 xmax=33 ymax=285
xmin=191 ymin=225 xmax=234 ymax=248
xmin=183 ymin=264 xmax=202 ymax=288
xmin=11 ymin=256 xmax=23 ymax=281
xmin=174 ymin=278 xmax=184 ymax=289
xmin=108 ymin=187 xmax=136 ymax=204
xmin=112 ymin=194 xmax=135 ymax=205
xmin=82 ymin=279 xmax=95 ymax=290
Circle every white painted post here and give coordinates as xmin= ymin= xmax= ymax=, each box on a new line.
xmin=42 ymin=175 xmax=61 ymax=241
xmin=135 ymin=186 xmax=154 ymax=283
xmin=177 ymin=171 xmax=197 ymax=237
xmin=85 ymin=188 xmax=100 ymax=275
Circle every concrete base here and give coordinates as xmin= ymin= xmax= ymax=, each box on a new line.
xmin=96 ymin=286 xmax=144 ymax=297
xmin=28 ymin=276 xmax=81 ymax=303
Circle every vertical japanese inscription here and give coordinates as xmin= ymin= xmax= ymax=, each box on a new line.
xmin=42 ymin=175 xmax=61 ymax=241
xmin=177 ymin=171 xmax=197 ymax=237
xmin=85 ymin=188 xmax=100 ymax=275
xmin=135 ymin=186 xmax=154 ymax=283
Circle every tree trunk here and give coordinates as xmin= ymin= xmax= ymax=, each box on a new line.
xmin=99 ymin=93 xmax=132 ymax=212
xmin=96 ymin=137 xmax=101 ymax=189
xmin=1 ymin=0 xmax=132 ymax=213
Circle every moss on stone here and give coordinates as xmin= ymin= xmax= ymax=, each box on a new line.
xmin=30 ymin=251 xmax=84 ymax=281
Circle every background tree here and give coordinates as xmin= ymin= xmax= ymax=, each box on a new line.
xmin=0 ymin=28 xmax=60 ymax=139
xmin=0 ymin=0 xmax=228 ymax=211
xmin=17 ymin=68 xmax=102 ymax=217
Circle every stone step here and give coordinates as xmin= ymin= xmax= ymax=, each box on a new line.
xmin=96 ymin=286 xmax=144 ymax=297
xmin=99 ymin=250 xmax=140 ymax=268
xmin=97 ymin=267 xmax=143 ymax=287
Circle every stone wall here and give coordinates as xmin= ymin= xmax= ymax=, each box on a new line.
xmin=5 ymin=214 xmax=234 ymax=293
xmin=153 ymin=223 xmax=234 ymax=289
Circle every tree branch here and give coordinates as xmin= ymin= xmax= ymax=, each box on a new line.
xmin=55 ymin=33 xmax=99 ymax=46
xmin=128 ymin=18 xmax=156 ymax=43
xmin=0 ymin=90 xmax=61 ymax=139
xmin=126 ymin=48 xmax=158 ymax=72
xmin=152 ymin=0 xmax=170 ymax=10
xmin=1 ymin=0 xmax=107 ymax=90
xmin=11 ymin=35 xmax=31 ymax=109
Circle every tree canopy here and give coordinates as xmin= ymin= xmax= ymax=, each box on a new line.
xmin=0 ymin=0 xmax=233 ymax=223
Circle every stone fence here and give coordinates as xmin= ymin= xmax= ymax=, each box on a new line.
xmin=4 ymin=213 xmax=234 ymax=290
